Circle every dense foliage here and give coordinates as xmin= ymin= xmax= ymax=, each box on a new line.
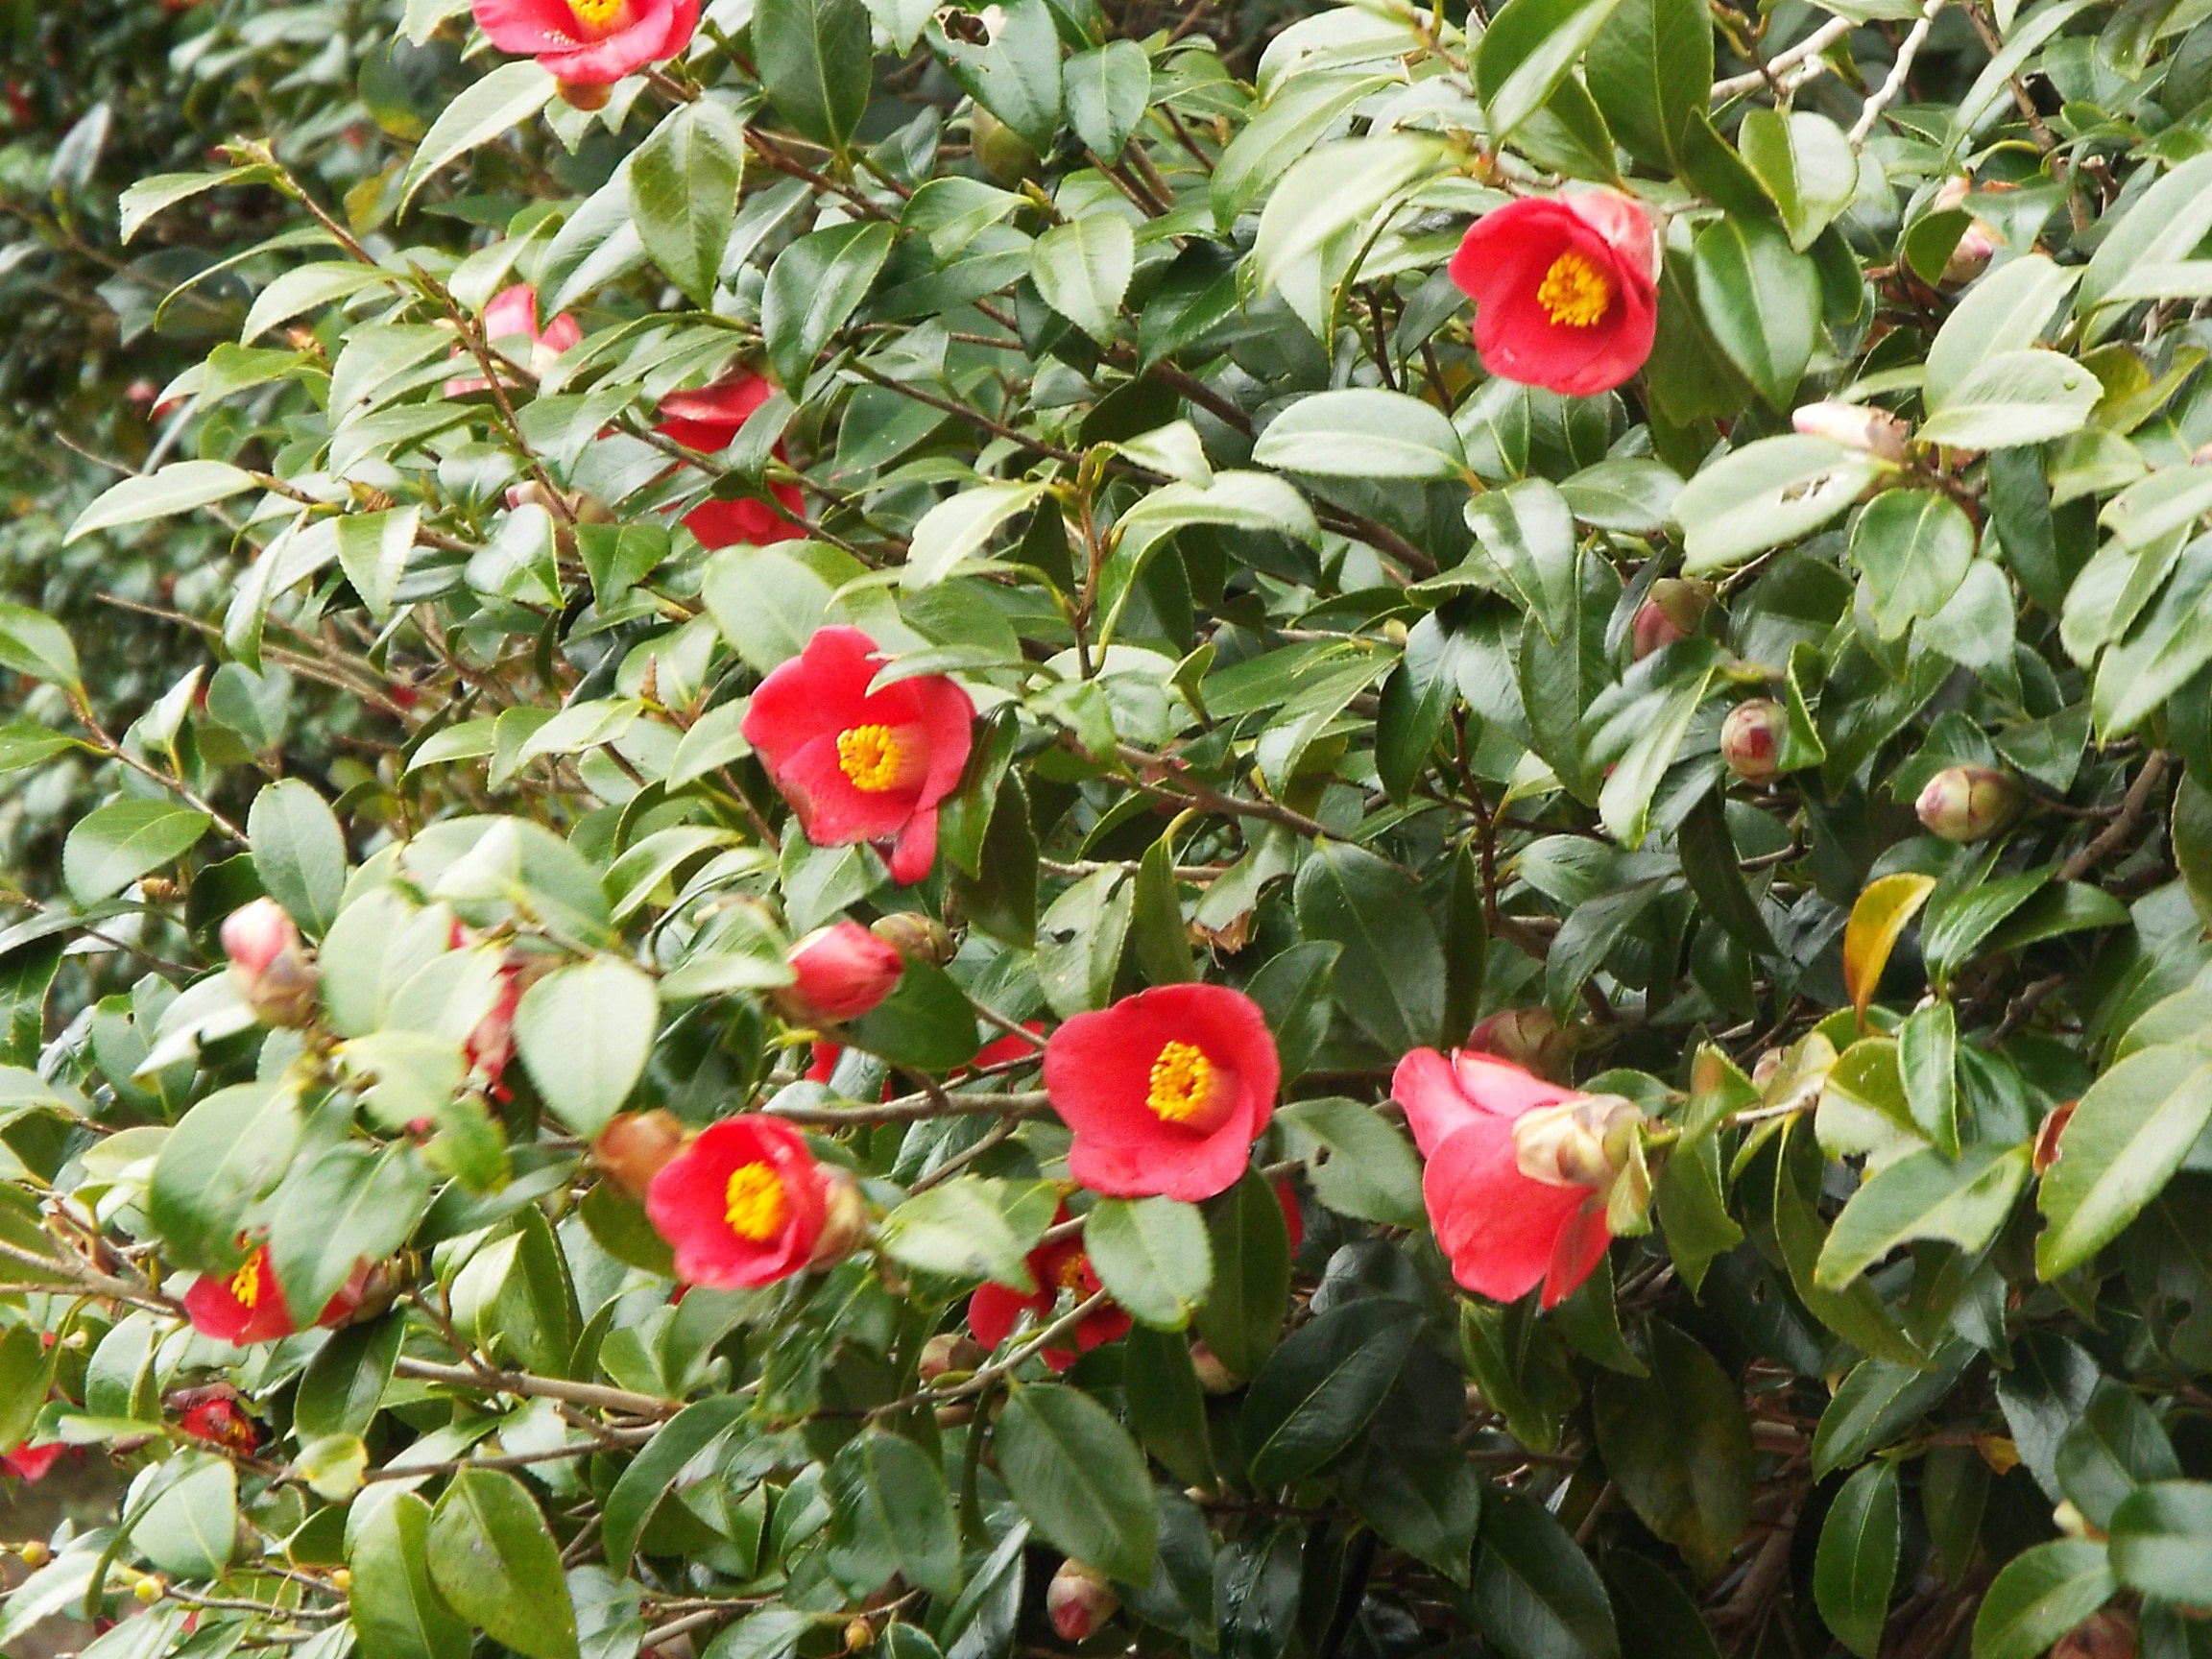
xmin=10 ymin=0 xmax=2212 ymax=1657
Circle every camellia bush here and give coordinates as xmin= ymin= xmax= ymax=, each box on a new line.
xmin=14 ymin=0 xmax=2212 ymax=1652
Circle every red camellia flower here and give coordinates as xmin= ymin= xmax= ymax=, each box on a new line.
xmin=657 ymin=374 xmax=805 ymax=548
xmin=782 ymin=923 xmax=905 ymax=1023
xmin=170 ymin=1384 xmax=259 ymax=1455
xmin=2 ymin=1442 xmax=62 ymax=1481
xmin=183 ymin=1247 xmax=372 ymax=1347
xmin=645 ymin=1116 xmax=835 ymax=1288
xmin=967 ymin=1210 xmax=1132 ymax=1371
xmin=1449 ymin=189 xmax=1660 ymax=397
xmin=1045 ymin=984 xmax=1280 ymax=1203
xmin=742 ymin=627 xmax=976 ymax=884
xmin=470 ymin=0 xmax=700 ymax=84
xmin=1392 ymin=1050 xmax=1647 ymax=1309
xmin=445 ymin=284 xmax=583 ymax=397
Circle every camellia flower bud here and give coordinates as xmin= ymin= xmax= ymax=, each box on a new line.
xmin=1190 ymin=1341 xmax=1239 ymax=1394
xmin=808 ymin=1166 xmax=870 ymax=1267
xmin=1464 ymin=1007 xmax=1573 ymax=1081
xmin=1511 ymin=1094 xmax=1644 ymax=1190
xmin=1721 ymin=700 xmax=1789 ymax=783
xmin=919 ymin=1332 xmax=987 ymax=1383
xmin=780 ymin=923 xmax=906 ymax=1024
xmin=1916 ymin=765 xmax=2024 ymax=843
xmin=593 ymin=1110 xmax=686 ymax=1201
xmin=1631 ymin=578 xmax=1710 ymax=660
xmin=221 ymin=899 xmax=318 ymax=1028
xmin=871 ymin=912 xmax=955 ymax=965
xmin=1046 ymin=1560 xmax=1119 ymax=1643
xmin=1791 ymin=401 xmax=1909 ymax=466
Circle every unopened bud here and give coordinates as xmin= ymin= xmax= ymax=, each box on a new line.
xmin=221 ymin=899 xmax=319 ymax=1028
xmin=919 ymin=1333 xmax=987 ymax=1383
xmin=1791 ymin=401 xmax=1909 ymax=466
xmin=1046 ymin=1560 xmax=1118 ymax=1643
xmin=572 ymin=493 xmax=616 ymax=526
xmin=808 ymin=1167 xmax=869 ymax=1267
xmin=1512 ymin=1094 xmax=1644 ymax=1190
xmin=1916 ymin=765 xmax=2023 ymax=843
xmin=558 ymin=79 xmax=612 ymax=111
xmin=845 ymin=1618 xmax=876 ymax=1651
xmin=135 ymin=1575 xmax=165 ymax=1603
xmin=330 ymin=1569 xmax=351 ymax=1594
xmin=17 ymin=1540 xmax=48 ymax=1567
xmin=1464 ymin=1008 xmax=1572 ymax=1081
xmin=2053 ymin=1500 xmax=2092 ymax=1540
xmin=1190 ymin=1341 xmax=1239 ymax=1394
xmin=871 ymin=912 xmax=956 ymax=966
xmin=1631 ymin=579 xmax=1710 ymax=660
xmin=594 ymin=1111 xmax=686 ymax=1201
xmin=1721 ymin=699 xmax=1788 ymax=783
xmin=1943 ymin=220 xmax=2001 ymax=286
xmin=778 ymin=922 xmax=905 ymax=1024
xmin=2055 ymin=1611 xmax=2135 ymax=1659
xmin=2032 ymin=1099 xmax=2079 ymax=1177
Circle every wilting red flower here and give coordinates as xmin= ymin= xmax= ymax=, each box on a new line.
xmin=183 ymin=1248 xmax=372 ymax=1347
xmin=470 ymin=0 xmax=700 ymax=84
xmin=2 ymin=1442 xmax=62 ymax=1481
xmin=742 ymin=627 xmax=976 ymax=885
xmin=657 ymin=374 xmax=805 ymax=548
xmin=1045 ymin=984 xmax=1280 ymax=1203
xmin=1449 ymin=189 xmax=1660 ymax=397
xmin=446 ymin=284 xmax=583 ymax=397
xmin=645 ymin=1117 xmax=837 ymax=1288
xmin=1393 ymin=1051 xmax=1647 ymax=1309
xmin=782 ymin=923 xmax=905 ymax=1023
xmin=170 ymin=1384 xmax=258 ymax=1455
xmin=967 ymin=1210 xmax=1131 ymax=1370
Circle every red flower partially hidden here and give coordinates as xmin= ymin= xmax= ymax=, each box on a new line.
xmin=645 ymin=1117 xmax=830 ymax=1288
xmin=783 ymin=923 xmax=905 ymax=1023
xmin=657 ymin=375 xmax=805 ymax=548
xmin=967 ymin=1212 xmax=1130 ymax=1370
xmin=446 ymin=284 xmax=583 ymax=397
xmin=742 ymin=627 xmax=976 ymax=885
xmin=1045 ymin=985 xmax=1280 ymax=1203
xmin=182 ymin=1248 xmax=369 ymax=1347
xmin=465 ymin=962 xmax=526 ymax=1100
xmin=1449 ymin=189 xmax=1660 ymax=397
xmin=171 ymin=1384 xmax=259 ymax=1455
xmin=471 ymin=0 xmax=699 ymax=84
xmin=1392 ymin=1050 xmax=1646 ymax=1310
xmin=3 ymin=1442 xmax=62 ymax=1481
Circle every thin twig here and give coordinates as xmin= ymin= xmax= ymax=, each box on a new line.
xmin=1848 ymin=0 xmax=1945 ymax=145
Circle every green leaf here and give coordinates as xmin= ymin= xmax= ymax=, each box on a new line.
xmin=1898 ymin=1002 xmax=1960 ymax=1156
xmin=755 ymin=0 xmax=873 ymax=149
xmin=513 ymin=958 xmax=660 ymax=1137
xmin=926 ymin=0 xmax=1062 ymax=154
xmin=1274 ymin=1097 xmax=1424 ymax=1226
xmin=1592 ymin=1323 xmax=1754 ymax=1577
xmin=826 ymin=1430 xmax=961 ymax=1598
xmin=249 ymin=779 xmax=348 ymax=938
xmin=1926 ymin=253 xmax=2080 ymax=414
xmin=1338 ymin=1416 xmax=1482 ymax=1584
xmin=903 ymin=479 xmax=1049 ymax=589
xmin=426 ymin=1468 xmax=580 ymax=1659
xmin=335 ymin=506 xmax=421 ymax=624
xmin=878 ymin=1177 xmax=1055 ymax=1288
xmin=349 ymin=1491 xmax=471 ymax=1659
xmin=996 ymin=1383 xmax=1159 ymax=1583
xmin=297 ymin=1315 xmax=404 ymax=1442
xmin=131 ymin=1452 xmax=236 ymax=1581
xmin=118 ymin=166 xmax=271 ymax=243
xmin=1475 ymin=1489 xmax=1623 ymax=1659
xmin=65 ymin=461 xmax=257 ymax=544
xmin=1812 ymin=1349 xmax=1970 ymax=1478
xmin=148 ymin=1080 xmax=303 ymax=1271
xmin=763 ymin=221 xmax=895 ymax=389
xmin=1063 ymin=40 xmax=1151 ymax=156
xmin=1037 ymin=867 xmax=1134 ymax=1019
xmin=398 ymin=60 xmax=558 ymax=215
xmin=1816 ymin=1144 xmax=2030 ymax=1288
xmin=1582 ymin=0 xmax=1710 ymax=172
xmin=1244 ymin=1298 xmax=1422 ymax=1487
xmin=1292 ymin=842 xmax=1445 ymax=1053
xmin=2080 ymin=149 xmax=2212 ymax=330
xmin=1851 ymin=490 xmax=1977 ymax=641
xmin=1739 ymin=109 xmax=1857 ymax=252
xmin=1030 ymin=215 xmax=1134 ymax=345
xmin=844 ymin=955 xmax=982 ymax=1070
xmin=1693 ymin=215 xmax=1821 ymax=410
xmin=63 ymin=801 xmax=211 ymax=905
xmin=2057 ymin=1381 xmax=2179 ymax=1530
xmin=1476 ymin=0 xmax=1628 ymax=144
xmin=1673 ymin=436 xmax=1884 ymax=575
xmin=1464 ymin=479 xmax=1579 ymax=642
xmin=2109 ymin=1481 xmax=2212 ymax=1602
xmin=1084 ymin=1197 xmax=1214 ymax=1330
xmin=1815 ymin=1463 xmax=1901 ymax=1659
xmin=1915 ymin=350 xmax=2102 ymax=450
xmin=2093 ymin=541 xmax=2212 ymax=737
xmin=629 ymin=100 xmax=745 ymax=307
xmin=1192 ymin=1168 xmax=1292 ymax=1381
xmin=1970 ymin=1540 xmax=2115 ymax=1659
xmin=601 ymin=1396 xmax=748 ymax=1569
xmin=1253 ymin=389 xmax=1468 ymax=480
xmin=2036 ymin=1043 xmax=2212 ymax=1280
xmin=269 ymin=1141 xmax=433 ymax=1320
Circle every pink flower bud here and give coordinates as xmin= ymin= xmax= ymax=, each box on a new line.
xmin=1464 ymin=1008 xmax=1573 ymax=1081
xmin=1046 ymin=1561 xmax=1118 ymax=1643
xmin=1942 ymin=220 xmax=2001 ymax=287
xmin=1190 ymin=1341 xmax=1239 ymax=1394
xmin=1631 ymin=579 xmax=1710 ymax=661
xmin=808 ymin=1166 xmax=870 ymax=1267
xmin=1791 ymin=401 xmax=1909 ymax=466
xmin=919 ymin=1332 xmax=987 ymax=1382
xmin=594 ymin=1111 xmax=686 ymax=1201
xmin=221 ymin=899 xmax=318 ymax=1028
xmin=781 ymin=923 xmax=905 ymax=1023
xmin=1721 ymin=700 xmax=1789 ymax=783
xmin=1915 ymin=765 xmax=2023 ymax=843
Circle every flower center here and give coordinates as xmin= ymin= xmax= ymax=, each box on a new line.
xmin=1057 ymin=1252 xmax=1089 ymax=1293
xmin=566 ymin=0 xmax=633 ymax=35
xmin=228 ymin=1253 xmax=264 ymax=1309
xmin=1512 ymin=1095 xmax=1642 ymax=1188
xmin=1536 ymin=251 xmax=1612 ymax=328
xmin=725 ymin=1162 xmax=790 ymax=1241
xmin=1146 ymin=1041 xmax=1218 ymax=1124
xmin=837 ymin=724 xmax=916 ymax=793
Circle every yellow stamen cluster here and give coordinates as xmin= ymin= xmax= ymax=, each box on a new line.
xmin=725 ymin=1162 xmax=790 ymax=1241
xmin=1535 ymin=251 xmax=1612 ymax=328
xmin=1056 ymin=1253 xmax=1089 ymax=1292
xmin=837 ymin=724 xmax=909 ymax=792
xmin=228 ymin=1255 xmax=263 ymax=1309
xmin=567 ymin=0 xmax=630 ymax=31
xmin=1146 ymin=1042 xmax=1215 ymax=1124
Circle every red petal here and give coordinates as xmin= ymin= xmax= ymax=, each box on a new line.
xmin=1391 ymin=1047 xmax=1482 ymax=1158
xmin=1447 ymin=1053 xmax=1579 ymax=1121
xmin=967 ymin=1282 xmax=1045 ymax=1348
xmin=1422 ymin=1120 xmax=1589 ymax=1305
xmin=1541 ymin=1200 xmax=1613 ymax=1310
